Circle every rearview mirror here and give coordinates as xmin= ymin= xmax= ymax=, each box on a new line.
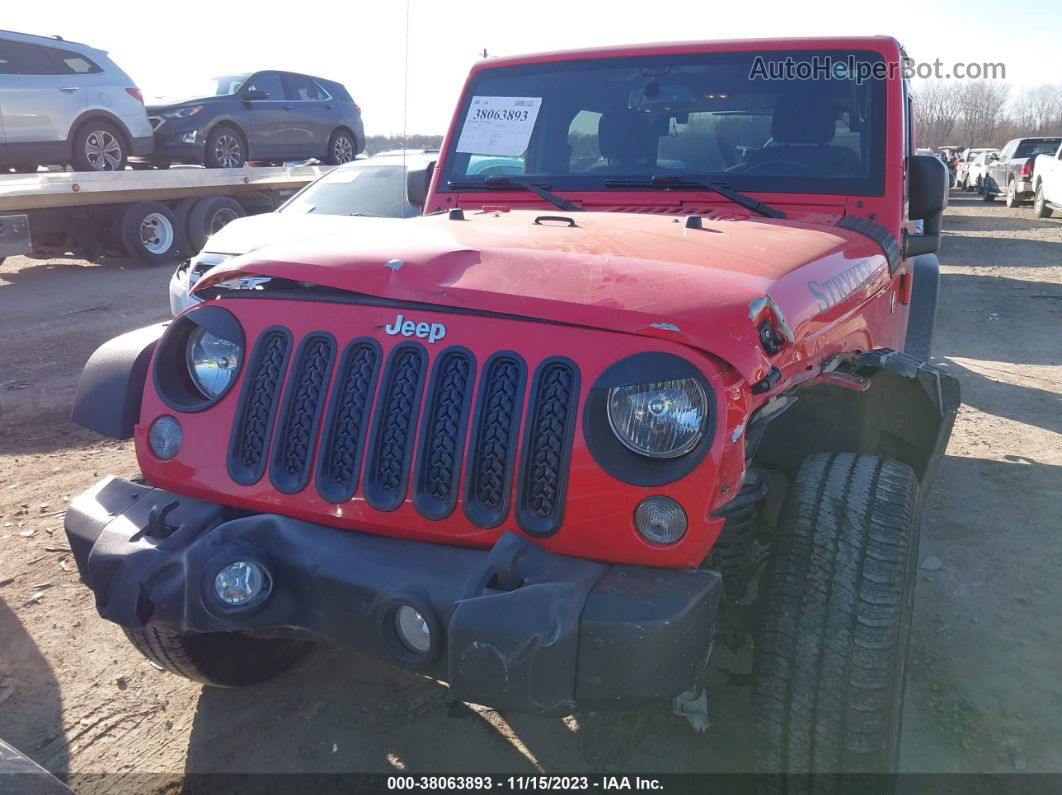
xmin=244 ymin=89 xmax=269 ymax=101
xmin=905 ymin=154 xmax=948 ymax=257
xmin=406 ymin=161 xmax=436 ymax=209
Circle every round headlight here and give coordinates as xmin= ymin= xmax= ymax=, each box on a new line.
xmin=606 ymin=377 xmax=708 ymax=458
xmin=187 ymin=326 xmax=241 ymax=399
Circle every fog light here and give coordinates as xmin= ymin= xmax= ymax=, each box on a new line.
xmin=181 ymin=130 xmax=198 ymax=144
xmin=213 ymin=560 xmax=266 ymax=607
xmin=634 ymin=496 xmax=688 ymax=545
xmin=148 ymin=416 xmax=182 ymax=459
xmin=394 ymin=605 xmax=431 ymax=654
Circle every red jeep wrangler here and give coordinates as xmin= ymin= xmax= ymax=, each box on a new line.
xmin=65 ymin=37 xmax=956 ymax=773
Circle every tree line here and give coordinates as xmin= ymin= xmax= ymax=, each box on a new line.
xmin=363 ymin=134 xmax=443 ymax=155
xmin=913 ymin=80 xmax=1062 ymax=149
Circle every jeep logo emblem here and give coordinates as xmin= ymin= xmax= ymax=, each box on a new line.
xmin=384 ymin=313 xmax=447 ymax=344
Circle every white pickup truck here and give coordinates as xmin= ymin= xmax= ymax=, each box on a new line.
xmin=1032 ymin=140 xmax=1062 ymax=217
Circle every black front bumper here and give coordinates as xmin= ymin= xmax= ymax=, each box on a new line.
xmin=65 ymin=477 xmax=722 ymax=715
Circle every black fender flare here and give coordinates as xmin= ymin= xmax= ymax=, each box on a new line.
xmin=71 ymin=324 xmax=167 ymax=439
xmin=903 ymin=253 xmax=939 ymax=362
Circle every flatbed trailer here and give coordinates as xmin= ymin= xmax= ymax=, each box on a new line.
xmin=0 ymin=165 xmax=332 ymax=266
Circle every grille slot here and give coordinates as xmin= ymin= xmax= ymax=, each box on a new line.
xmin=413 ymin=348 xmax=476 ymax=520
xmin=517 ymin=358 xmax=580 ymax=536
xmin=315 ymin=339 xmax=382 ymax=503
xmin=464 ymin=352 xmax=526 ymax=528
xmin=227 ymin=328 xmax=292 ymax=486
xmin=363 ymin=343 xmax=427 ymax=512
xmin=269 ymin=334 xmax=336 ymax=494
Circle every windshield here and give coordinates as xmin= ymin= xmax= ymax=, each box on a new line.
xmin=1015 ymin=139 xmax=1061 ymax=158
xmin=442 ymin=50 xmax=887 ymax=196
xmin=280 ymin=164 xmax=420 ymax=218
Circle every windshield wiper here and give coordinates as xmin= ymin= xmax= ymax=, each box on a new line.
xmin=447 ymin=175 xmax=583 ymax=212
xmin=603 ymin=175 xmax=786 ymax=219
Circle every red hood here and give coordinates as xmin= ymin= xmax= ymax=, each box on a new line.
xmin=195 ymin=209 xmax=890 ymax=384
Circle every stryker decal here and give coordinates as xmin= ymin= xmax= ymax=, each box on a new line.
xmin=807 ymin=258 xmax=883 ymax=313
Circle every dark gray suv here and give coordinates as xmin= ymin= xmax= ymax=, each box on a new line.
xmin=143 ymin=71 xmax=364 ymax=168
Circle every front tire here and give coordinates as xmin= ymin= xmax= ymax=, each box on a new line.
xmin=124 ymin=626 xmax=313 ymax=687
xmin=1033 ymin=184 xmax=1053 ymax=218
xmin=753 ymin=453 xmax=921 ymax=778
xmin=72 ymin=121 xmax=128 ymax=172
xmin=326 ymin=129 xmax=357 ymax=164
xmin=205 ymin=125 xmax=246 ymax=168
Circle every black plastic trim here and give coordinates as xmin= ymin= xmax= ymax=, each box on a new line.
xmin=315 ymin=338 xmax=383 ymax=504
xmin=226 ymin=327 xmax=293 ymax=486
xmin=582 ymin=353 xmax=714 ymax=487
xmin=268 ymin=333 xmax=337 ymax=495
xmin=903 ymin=253 xmax=940 ymax=362
xmin=153 ymin=305 xmax=245 ymax=413
xmin=837 ymin=215 xmax=902 ymax=275
xmin=464 ymin=351 xmax=527 ymax=529
xmin=413 ymin=347 xmax=476 ymax=521
xmin=71 ymin=324 xmax=165 ymax=439
xmin=516 ymin=357 xmax=581 ymax=537
xmin=64 ymin=480 xmax=723 ymax=714
xmin=363 ymin=342 xmax=428 ymax=512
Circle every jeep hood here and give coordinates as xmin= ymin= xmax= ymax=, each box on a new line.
xmin=196 ymin=210 xmax=891 ymax=384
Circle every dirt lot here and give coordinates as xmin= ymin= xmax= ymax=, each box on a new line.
xmin=1 ymin=192 xmax=1059 ymax=787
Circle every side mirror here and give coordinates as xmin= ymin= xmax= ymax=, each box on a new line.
xmin=405 ymin=161 xmax=436 ymax=209
xmin=905 ymin=154 xmax=948 ymax=257
xmin=989 ymin=153 xmax=999 ymax=161
xmin=244 ymin=89 xmax=269 ymax=101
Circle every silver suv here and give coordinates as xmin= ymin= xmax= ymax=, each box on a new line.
xmin=0 ymin=30 xmax=153 ymax=171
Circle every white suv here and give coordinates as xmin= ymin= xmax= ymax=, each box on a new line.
xmin=0 ymin=30 xmax=153 ymax=171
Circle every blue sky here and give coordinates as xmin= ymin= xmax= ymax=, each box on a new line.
xmin=6 ymin=0 xmax=1059 ymax=135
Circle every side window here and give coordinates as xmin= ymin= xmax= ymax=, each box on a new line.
xmin=286 ymin=74 xmax=327 ymax=101
xmin=244 ymin=72 xmax=285 ymax=100
xmin=46 ymin=47 xmax=103 ymax=75
xmin=0 ymin=39 xmax=58 ymax=75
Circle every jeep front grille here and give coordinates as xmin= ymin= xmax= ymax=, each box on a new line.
xmin=228 ymin=329 xmax=291 ymax=486
xmin=226 ymin=328 xmax=579 ymax=535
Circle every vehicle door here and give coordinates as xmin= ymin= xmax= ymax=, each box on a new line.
xmin=989 ymin=140 xmax=1013 ymax=189
xmin=0 ymin=37 xmax=87 ymax=154
xmin=281 ymin=73 xmax=337 ymax=157
xmin=238 ymin=71 xmax=295 ymax=158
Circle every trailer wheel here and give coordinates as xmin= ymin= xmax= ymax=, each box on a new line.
xmin=186 ymin=196 xmax=245 ymax=254
xmin=120 ymin=202 xmax=182 ymax=266
xmin=173 ymin=198 xmax=199 ymax=255
xmin=124 ymin=626 xmax=313 ymax=687
xmin=753 ymin=453 xmax=920 ymax=780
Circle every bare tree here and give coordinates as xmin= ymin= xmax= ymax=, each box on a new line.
xmin=956 ymin=80 xmax=1011 ymax=147
xmin=1012 ymin=84 xmax=1062 ymax=135
xmin=912 ymin=80 xmax=962 ymax=149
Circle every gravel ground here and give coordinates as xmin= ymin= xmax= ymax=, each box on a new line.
xmin=0 ymin=192 xmax=1059 ymax=787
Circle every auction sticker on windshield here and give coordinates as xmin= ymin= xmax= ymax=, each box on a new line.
xmin=456 ymin=96 xmax=542 ymax=156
